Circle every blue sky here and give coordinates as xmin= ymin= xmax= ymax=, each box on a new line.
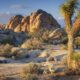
xmin=0 ymin=0 xmax=74 ymax=26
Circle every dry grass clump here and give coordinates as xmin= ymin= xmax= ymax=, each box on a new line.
xmin=65 ymin=52 xmax=80 ymax=75
xmin=21 ymin=73 xmax=38 ymax=80
xmin=21 ymin=38 xmax=44 ymax=50
xmin=11 ymin=47 xmax=25 ymax=59
xmin=20 ymin=63 xmax=43 ymax=80
xmin=0 ymin=44 xmax=13 ymax=57
xmin=72 ymin=52 xmax=80 ymax=62
xmin=75 ymin=37 xmax=80 ymax=48
xmin=22 ymin=63 xmax=42 ymax=74
xmin=72 ymin=52 xmax=80 ymax=70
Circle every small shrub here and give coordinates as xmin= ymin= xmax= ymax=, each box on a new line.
xmin=23 ymin=63 xmax=42 ymax=74
xmin=21 ymin=38 xmax=44 ymax=50
xmin=73 ymin=53 xmax=80 ymax=61
xmin=47 ymin=57 xmax=55 ymax=62
xmin=22 ymin=74 xmax=38 ymax=80
xmin=0 ymin=44 xmax=13 ymax=57
xmin=75 ymin=37 xmax=80 ymax=48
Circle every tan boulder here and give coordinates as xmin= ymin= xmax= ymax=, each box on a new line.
xmin=6 ymin=15 xmax=23 ymax=31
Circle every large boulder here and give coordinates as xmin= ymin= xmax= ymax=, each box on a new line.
xmin=28 ymin=9 xmax=60 ymax=33
xmin=6 ymin=15 xmax=23 ymax=31
xmin=6 ymin=9 xmax=60 ymax=33
xmin=48 ymin=28 xmax=67 ymax=44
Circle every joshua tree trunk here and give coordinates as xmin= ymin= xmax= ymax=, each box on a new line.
xmin=67 ymin=32 xmax=74 ymax=69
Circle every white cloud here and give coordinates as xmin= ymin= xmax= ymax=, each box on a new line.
xmin=0 ymin=12 xmax=15 ymax=24
xmin=0 ymin=12 xmax=13 ymax=18
xmin=10 ymin=4 xmax=29 ymax=10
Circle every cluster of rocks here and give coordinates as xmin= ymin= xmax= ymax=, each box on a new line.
xmin=5 ymin=9 xmax=61 ymax=33
xmin=2 ymin=9 xmax=67 ymax=45
xmin=0 ymin=29 xmax=27 ymax=46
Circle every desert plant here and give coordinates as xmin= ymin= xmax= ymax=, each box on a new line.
xmin=21 ymin=38 xmax=44 ymax=50
xmin=22 ymin=63 xmax=42 ymax=74
xmin=75 ymin=37 xmax=80 ymax=48
xmin=21 ymin=73 xmax=38 ymax=80
xmin=72 ymin=53 xmax=80 ymax=61
xmin=0 ymin=44 xmax=13 ymax=57
xmin=60 ymin=0 xmax=80 ymax=69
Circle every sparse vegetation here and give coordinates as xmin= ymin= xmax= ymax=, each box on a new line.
xmin=0 ymin=44 xmax=13 ymax=57
xmin=21 ymin=73 xmax=38 ymax=80
xmin=22 ymin=63 xmax=42 ymax=74
xmin=21 ymin=38 xmax=45 ymax=50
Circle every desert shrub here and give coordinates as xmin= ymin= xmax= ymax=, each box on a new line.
xmin=47 ymin=57 xmax=55 ymax=62
xmin=72 ymin=52 xmax=80 ymax=61
xmin=0 ymin=44 xmax=13 ymax=57
xmin=21 ymin=38 xmax=44 ymax=50
xmin=22 ymin=63 xmax=42 ymax=74
xmin=11 ymin=47 xmax=20 ymax=59
xmin=11 ymin=48 xmax=28 ymax=60
xmin=65 ymin=52 xmax=80 ymax=75
xmin=65 ymin=68 xmax=80 ymax=75
xmin=21 ymin=73 xmax=38 ymax=80
xmin=61 ymin=36 xmax=68 ymax=44
xmin=75 ymin=37 xmax=80 ymax=48
xmin=72 ymin=53 xmax=80 ymax=69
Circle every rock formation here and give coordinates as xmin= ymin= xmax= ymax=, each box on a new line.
xmin=6 ymin=15 xmax=23 ymax=31
xmin=6 ymin=9 xmax=60 ymax=33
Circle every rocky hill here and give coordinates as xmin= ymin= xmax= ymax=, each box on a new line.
xmin=6 ymin=9 xmax=61 ymax=33
xmin=0 ymin=9 xmax=67 ymax=46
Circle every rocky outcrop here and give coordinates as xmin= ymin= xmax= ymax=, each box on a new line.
xmin=6 ymin=15 xmax=23 ymax=31
xmin=0 ymin=24 xmax=5 ymax=29
xmin=6 ymin=9 xmax=60 ymax=33
xmin=0 ymin=29 xmax=27 ymax=46
xmin=21 ymin=16 xmax=30 ymax=32
xmin=48 ymin=28 xmax=67 ymax=44
xmin=28 ymin=9 xmax=60 ymax=33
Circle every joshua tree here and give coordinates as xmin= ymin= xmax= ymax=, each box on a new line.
xmin=60 ymin=0 xmax=80 ymax=69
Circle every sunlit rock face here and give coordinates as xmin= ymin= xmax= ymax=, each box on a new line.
xmin=6 ymin=9 xmax=60 ymax=33
xmin=6 ymin=15 xmax=23 ymax=31
xmin=29 ymin=9 xmax=60 ymax=33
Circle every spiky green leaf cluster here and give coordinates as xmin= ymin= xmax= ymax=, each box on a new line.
xmin=60 ymin=0 xmax=77 ymax=16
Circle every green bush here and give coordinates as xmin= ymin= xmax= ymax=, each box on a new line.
xmin=72 ymin=52 xmax=80 ymax=61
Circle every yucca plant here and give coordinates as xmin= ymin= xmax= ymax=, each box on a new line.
xmin=60 ymin=0 xmax=80 ymax=69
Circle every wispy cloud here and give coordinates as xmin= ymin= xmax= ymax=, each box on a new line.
xmin=0 ymin=12 xmax=14 ymax=18
xmin=10 ymin=4 xmax=29 ymax=10
xmin=0 ymin=12 xmax=15 ymax=24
